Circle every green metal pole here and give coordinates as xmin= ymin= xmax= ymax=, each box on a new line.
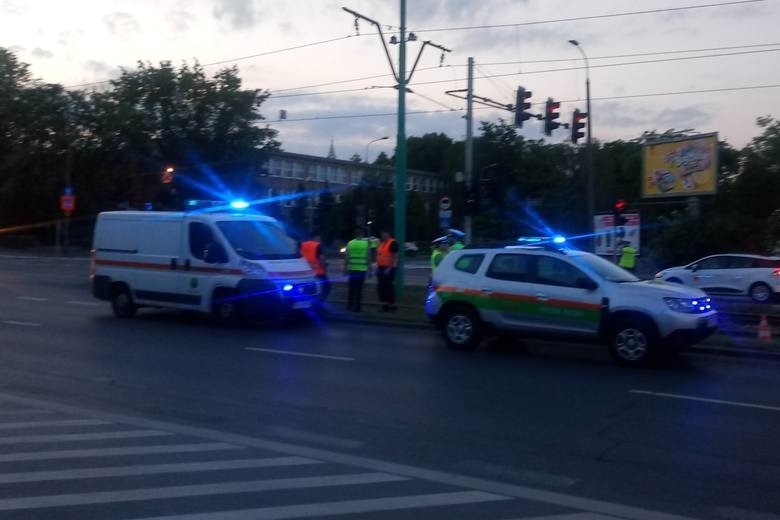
xmin=394 ymin=0 xmax=407 ymax=297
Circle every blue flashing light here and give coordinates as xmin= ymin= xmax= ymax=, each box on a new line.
xmin=552 ymin=235 xmax=567 ymax=244
xmin=517 ymin=237 xmax=544 ymax=244
xmin=230 ymin=199 xmax=250 ymax=210
xmin=282 ymin=284 xmax=294 ymax=292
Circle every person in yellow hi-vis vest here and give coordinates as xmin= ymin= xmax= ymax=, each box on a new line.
xmin=344 ymin=229 xmax=371 ymax=312
xmin=618 ymin=241 xmax=637 ymax=273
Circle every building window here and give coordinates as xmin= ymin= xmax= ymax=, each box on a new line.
xmin=316 ymin=165 xmax=326 ymax=182
xmin=293 ymin=162 xmax=304 ymax=179
xmin=338 ymin=168 xmax=348 ymax=184
xmin=335 ymin=194 xmax=342 ymax=204
xmin=328 ymin=166 xmax=336 ymax=183
xmin=270 ymin=159 xmax=281 ymax=177
xmin=282 ymin=160 xmax=293 ymax=178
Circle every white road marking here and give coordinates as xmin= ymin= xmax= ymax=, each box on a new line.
xmin=0 ymin=418 xmax=108 ymax=430
xmin=0 ymin=429 xmax=173 ymax=445
xmin=0 ymin=392 xmax=699 ymax=520
xmin=0 ymin=409 xmax=54 ymax=416
xmin=266 ymin=426 xmax=364 ymax=449
xmin=67 ymin=300 xmax=101 ymax=306
xmin=0 ymin=472 xmax=406 ymax=511
xmin=456 ymin=460 xmax=578 ymax=489
xmin=0 ymin=442 xmax=241 ymax=462
xmin=2 ymin=320 xmax=41 ymax=327
xmin=630 ymin=389 xmax=780 ymax=413
xmin=0 ymin=457 xmax=321 ymax=484
xmin=128 ymin=491 xmax=508 ymax=520
xmin=16 ymin=296 xmax=49 ymax=302
xmin=245 ymin=347 xmax=354 ymax=361
xmin=511 ymin=514 xmax=622 ymax=520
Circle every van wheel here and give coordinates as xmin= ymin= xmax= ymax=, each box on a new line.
xmin=441 ymin=305 xmax=482 ymax=350
xmin=111 ymin=285 xmax=137 ymax=318
xmin=212 ymin=290 xmax=243 ymax=326
xmin=608 ymin=317 xmax=657 ymax=367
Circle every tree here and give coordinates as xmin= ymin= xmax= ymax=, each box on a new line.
xmin=373 ymin=151 xmax=392 ymax=166
xmin=349 ymin=153 xmax=362 ymax=163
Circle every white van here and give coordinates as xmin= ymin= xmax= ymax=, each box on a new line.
xmin=91 ymin=210 xmax=319 ymax=323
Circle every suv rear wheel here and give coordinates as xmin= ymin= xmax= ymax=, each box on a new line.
xmin=749 ymin=282 xmax=772 ymax=303
xmin=608 ymin=317 xmax=657 ymax=366
xmin=441 ymin=305 xmax=482 ymax=350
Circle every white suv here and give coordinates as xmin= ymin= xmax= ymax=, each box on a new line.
xmin=426 ymin=245 xmax=718 ymax=366
xmin=655 ymin=254 xmax=780 ymax=303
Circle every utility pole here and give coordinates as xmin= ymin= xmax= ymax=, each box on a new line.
xmin=464 ymin=57 xmax=474 ymax=243
xmin=343 ymin=2 xmax=450 ymax=296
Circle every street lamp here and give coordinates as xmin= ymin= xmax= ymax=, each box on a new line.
xmin=568 ymin=39 xmax=594 ymax=248
xmin=364 ymin=136 xmax=389 ymax=164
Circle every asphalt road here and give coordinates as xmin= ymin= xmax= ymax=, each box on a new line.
xmin=1 ymin=255 xmax=780 ymax=519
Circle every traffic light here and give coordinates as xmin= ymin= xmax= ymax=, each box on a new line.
xmin=614 ymin=199 xmax=628 ymax=226
xmin=162 ymin=166 xmax=175 ymax=184
xmin=514 ymin=86 xmax=532 ymax=128
xmin=543 ymin=98 xmax=561 ymax=136
xmin=571 ymin=109 xmax=587 ymax=144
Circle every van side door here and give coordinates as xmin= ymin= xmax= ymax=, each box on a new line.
xmin=179 ymin=220 xmax=231 ymax=307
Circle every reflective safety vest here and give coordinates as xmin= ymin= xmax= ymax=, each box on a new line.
xmin=377 ymin=238 xmax=397 ymax=267
xmin=300 ymin=240 xmax=325 ymax=276
xmin=431 ymin=249 xmax=446 ymax=270
xmin=619 ymin=245 xmax=637 ymax=269
xmin=346 ymin=239 xmax=369 ymax=271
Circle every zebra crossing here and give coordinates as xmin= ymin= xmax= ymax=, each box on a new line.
xmin=0 ymin=393 xmax=687 ymax=520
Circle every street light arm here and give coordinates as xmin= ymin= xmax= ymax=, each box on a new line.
xmin=343 ymin=7 xmax=399 ymax=82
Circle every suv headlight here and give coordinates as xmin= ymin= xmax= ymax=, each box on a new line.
xmin=663 ymin=297 xmax=713 ymax=313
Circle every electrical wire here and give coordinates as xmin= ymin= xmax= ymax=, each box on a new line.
xmin=408 ymin=90 xmax=460 ymax=111
xmin=64 ymin=34 xmax=360 ymax=89
xmin=268 ymin=43 xmax=780 ymax=96
xmin=409 ymin=0 xmax=767 ymax=34
xmin=268 ymin=83 xmax=780 ymax=122
xmin=267 ymin=48 xmax=780 ymax=99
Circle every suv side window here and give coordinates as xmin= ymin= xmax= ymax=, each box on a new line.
xmin=728 ymin=256 xmax=757 ymax=268
xmin=756 ymin=258 xmax=777 ymax=268
xmin=698 ymin=256 xmax=727 ymax=270
xmin=536 ymin=256 xmax=588 ymax=288
xmin=454 ymin=254 xmax=484 ymax=274
xmin=189 ymin=222 xmax=215 ymax=260
xmin=486 ymin=254 xmax=531 ymax=282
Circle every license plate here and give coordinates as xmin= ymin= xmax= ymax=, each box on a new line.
xmin=293 ymin=301 xmax=312 ymax=309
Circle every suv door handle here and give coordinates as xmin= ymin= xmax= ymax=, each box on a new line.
xmin=480 ymin=288 xmax=493 ymax=295
xmin=535 ymin=293 xmax=549 ymax=302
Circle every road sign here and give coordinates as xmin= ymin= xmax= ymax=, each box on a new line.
xmin=60 ymin=195 xmax=76 ymax=214
xmin=439 ymin=196 xmax=451 ymax=211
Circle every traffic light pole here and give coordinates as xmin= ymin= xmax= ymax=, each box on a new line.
xmin=585 ymin=74 xmax=594 ymax=251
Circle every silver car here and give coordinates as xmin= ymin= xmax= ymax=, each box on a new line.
xmin=655 ymin=254 xmax=780 ymax=303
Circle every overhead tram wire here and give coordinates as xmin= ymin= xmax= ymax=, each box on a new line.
xmin=408 ymin=0 xmax=766 ymax=34
xmin=267 ymin=48 xmax=780 ymax=100
xmin=267 ymin=43 xmax=780 ymax=97
xmin=268 ymin=83 xmax=780 ymax=123
xmin=64 ymin=34 xmax=361 ymax=89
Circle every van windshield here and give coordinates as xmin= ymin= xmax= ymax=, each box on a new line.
xmin=216 ymin=220 xmax=300 ymax=260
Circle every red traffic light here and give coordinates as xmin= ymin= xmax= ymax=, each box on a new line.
xmin=615 ymin=199 xmax=627 ymax=212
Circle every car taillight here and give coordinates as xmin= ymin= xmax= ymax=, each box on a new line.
xmin=773 ymin=269 xmax=780 ymax=277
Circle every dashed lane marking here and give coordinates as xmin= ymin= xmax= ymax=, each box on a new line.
xmin=2 ymin=320 xmax=42 ymax=327
xmin=67 ymin=300 xmax=102 ymax=306
xmin=631 ymin=389 xmax=780 ymax=413
xmin=16 ymin=296 xmax=49 ymax=302
xmin=245 ymin=347 xmax=354 ymax=362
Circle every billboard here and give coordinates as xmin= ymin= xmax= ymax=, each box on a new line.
xmin=594 ymin=213 xmax=640 ymax=256
xmin=642 ymin=133 xmax=718 ymax=198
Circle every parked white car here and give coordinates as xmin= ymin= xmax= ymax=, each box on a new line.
xmin=655 ymin=254 xmax=780 ymax=303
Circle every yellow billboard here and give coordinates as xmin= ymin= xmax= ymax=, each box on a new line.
xmin=642 ymin=133 xmax=718 ymax=198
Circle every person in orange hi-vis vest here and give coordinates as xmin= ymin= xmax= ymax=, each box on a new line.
xmin=300 ymin=232 xmax=330 ymax=301
xmin=376 ymin=229 xmax=399 ymax=312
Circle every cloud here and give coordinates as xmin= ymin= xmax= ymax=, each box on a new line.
xmin=1 ymin=0 xmax=23 ymax=15
xmin=596 ymin=101 xmax=712 ymax=132
xmin=212 ymin=0 xmax=255 ymax=29
xmin=103 ymin=12 xmax=141 ymax=39
xmin=85 ymin=59 xmax=116 ymax=75
xmin=167 ymin=9 xmax=196 ymax=32
xmin=31 ymin=47 xmax=53 ymax=59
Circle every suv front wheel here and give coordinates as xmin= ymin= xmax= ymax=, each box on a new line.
xmin=608 ymin=317 xmax=657 ymax=366
xmin=441 ymin=305 xmax=482 ymax=351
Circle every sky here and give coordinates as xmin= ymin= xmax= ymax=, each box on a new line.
xmin=2 ymin=0 xmax=779 ymax=162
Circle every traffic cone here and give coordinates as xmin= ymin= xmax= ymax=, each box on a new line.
xmin=758 ymin=315 xmax=772 ymax=342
